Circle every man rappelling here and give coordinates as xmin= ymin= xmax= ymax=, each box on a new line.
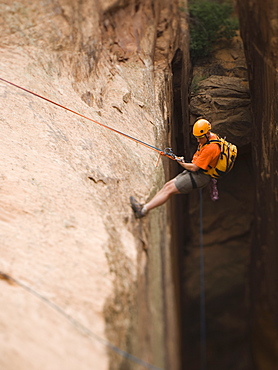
xmin=130 ymin=118 xmax=236 ymax=218
xmin=0 ymin=78 xmax=236 ymax=221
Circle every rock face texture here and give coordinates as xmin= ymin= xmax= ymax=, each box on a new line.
xmin=189 ymin=34 xmax=252 ymax=146
xmin=0 ymin=1 xmax=189 ymax=369
xmin=237 ymin=1 xmax=278 ymax=369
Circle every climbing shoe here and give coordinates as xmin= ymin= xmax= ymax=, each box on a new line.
xmin=130 ymin=196 xmax=146 ymax=219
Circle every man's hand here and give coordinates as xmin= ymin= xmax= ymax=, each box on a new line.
xmin=175 ymin=156 xmax=185 ymax=163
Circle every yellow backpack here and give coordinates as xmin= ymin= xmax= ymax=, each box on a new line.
xmin=202 ymin=135 xmax=238 ymax=179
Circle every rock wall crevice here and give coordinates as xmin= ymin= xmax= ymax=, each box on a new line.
xmin=183 ymin=24 xmax=255 ymax=369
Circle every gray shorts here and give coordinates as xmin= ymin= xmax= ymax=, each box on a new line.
xmin=174 ymin=170 xmax=210 ymax=194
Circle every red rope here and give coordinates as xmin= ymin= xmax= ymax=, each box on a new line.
xmin=0 ymin=77 xmax=175 ymax=161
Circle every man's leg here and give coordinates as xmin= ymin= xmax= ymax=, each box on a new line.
xmin=130 ymin=178 xmax=180 ymax=218
xmin=144 ymin=178 xmax=180 ymax=212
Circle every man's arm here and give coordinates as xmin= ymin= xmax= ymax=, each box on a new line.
xmin=176 ymin=157 xmax=200 ymax=172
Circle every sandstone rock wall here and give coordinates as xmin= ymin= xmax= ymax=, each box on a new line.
xmin=237 ymin=1 xmax=278 ymax=369
xmin=0 ymin=1 xmax=189 ymax=369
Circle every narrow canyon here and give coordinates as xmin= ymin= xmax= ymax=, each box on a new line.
xmin=0 ymin=1 xmax=277 ymax=370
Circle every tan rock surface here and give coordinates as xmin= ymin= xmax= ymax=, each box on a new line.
xmin=0 ymin=1 xmax=189 ymax=369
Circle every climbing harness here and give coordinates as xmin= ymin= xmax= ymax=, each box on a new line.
xmin=0 ymin=77 xmax=178 ymax=163
xmin=189 ymin=172 xmax=198 ymax=189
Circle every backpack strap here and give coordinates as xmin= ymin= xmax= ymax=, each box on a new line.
xmin=198 ymin=137 xmax=221 ymax=150
xmin=207 ymin=139 xmax=221 ymax=144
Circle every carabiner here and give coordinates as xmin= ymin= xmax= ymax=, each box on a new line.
xmin=163 ymin=147 xmax=177 ymax=159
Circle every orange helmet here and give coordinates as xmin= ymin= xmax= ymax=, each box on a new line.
xmin=193 ymin=119 xmax=211 ymax=137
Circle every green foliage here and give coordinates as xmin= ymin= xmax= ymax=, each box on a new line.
xmin=190 ymin=74 xmax=208 ymax=94
xmin=188 ymin=0 xmax=238 ymax=60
